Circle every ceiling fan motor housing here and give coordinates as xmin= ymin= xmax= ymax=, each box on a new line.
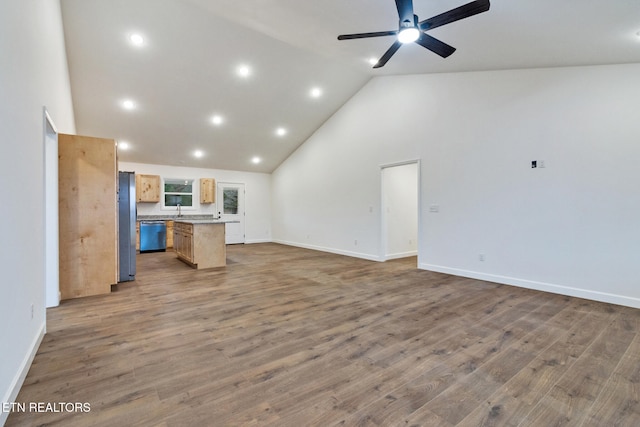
xmin=400 ymin=14 xmax=419 ymax=30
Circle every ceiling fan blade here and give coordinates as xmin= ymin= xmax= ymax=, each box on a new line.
xmin=415 ymin=33 xmax=456 ymax=58
xmin=419 ymin=0 xmax=490 ymax=31
xmin=338 ymin=30 xmax=398 ymax=40
xmin=395 ymin=0 xmax=415 ymax=23
xmin=373 ymin=40 xmax=402 ymax=68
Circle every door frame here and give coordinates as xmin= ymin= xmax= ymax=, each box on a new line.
xmin=43 ymin=107 xmax=59 ymax=308
xmin=380 ymin=159 xmax=421 ymax=263
xmin=217 ymin=181 xmax=246 ymax=244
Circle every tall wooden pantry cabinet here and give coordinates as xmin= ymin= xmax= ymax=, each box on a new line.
xmin=58 ymin=134 xmax=118 ymax=300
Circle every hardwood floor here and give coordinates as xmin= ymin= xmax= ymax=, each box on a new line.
xmin=7 ymin=243 xmax=640 ymax=426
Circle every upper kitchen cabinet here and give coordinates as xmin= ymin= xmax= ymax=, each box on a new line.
xmin=200 ymin=178 xmax=216 ymax=204
xmin=136 ymin=174 xmax=160 ymax=202
xmin=59 ymin=134 xmax=118 ymax=300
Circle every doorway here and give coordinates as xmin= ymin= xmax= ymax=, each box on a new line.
xmin=43 ymin=108 xmax=59 ymax=307
xmin=381 ymin=161 xmax=419 ymax=261
xmin=216 ymin=182 xmax=245 ymax=244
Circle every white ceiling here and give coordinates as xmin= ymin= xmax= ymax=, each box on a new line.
xmin=60 ymin=0 xmax=640 ymax=173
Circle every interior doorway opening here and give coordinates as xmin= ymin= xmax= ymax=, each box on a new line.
xmin=381 ymin=161 xmax=419 ymax=262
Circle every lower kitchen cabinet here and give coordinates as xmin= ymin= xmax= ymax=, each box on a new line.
xmin=166 ymin=220 xmax=174 ymax=248
xmin=173 ymin=222 xmax=194 ymax=262
xmin=136 ymin=221 xmax=140 ymax=251
xmin=174 ymin=221 xmax=225 ymax=269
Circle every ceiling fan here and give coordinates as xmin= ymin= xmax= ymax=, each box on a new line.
xmin=338 ymin=0 xmax=490 ymax=68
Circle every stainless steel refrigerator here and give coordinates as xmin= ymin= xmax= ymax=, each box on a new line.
xmin=118 ymin=171 xmax=136 ymax=282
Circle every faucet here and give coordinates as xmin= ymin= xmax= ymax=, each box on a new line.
xmin=177 ymin=203 xmax=182 ymax=217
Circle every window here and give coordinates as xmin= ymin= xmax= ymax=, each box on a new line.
xmin=223 ymin=188 xmax=239 ymax=214
xmin=164 ymin=178 xmax=193 ymax=207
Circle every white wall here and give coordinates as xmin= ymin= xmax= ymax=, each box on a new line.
xmin=119 ymin=162 xmax=272 ymax=243
xmin=0 ymin=0 xmax=76 ymax=421
xmin=272 ymin=63 xmax=640 ymax=308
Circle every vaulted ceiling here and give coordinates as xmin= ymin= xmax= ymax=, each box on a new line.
xmin=60 ymin=0 xmax=640 ymax=172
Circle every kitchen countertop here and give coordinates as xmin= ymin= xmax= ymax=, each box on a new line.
xmin=138 ymin=214 xmax=216 ymax=221
xmin=173 ymin=219 xmax=238 ymax=224
xmin=137 ymin=215 xmax=240 ymax=224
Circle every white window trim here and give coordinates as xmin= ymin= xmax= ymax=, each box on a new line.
xmin=162 ymin=177 xmax=196 ymax=210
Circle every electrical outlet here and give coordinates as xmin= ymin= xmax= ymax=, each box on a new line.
xmin=429 ymin=205 xmax=439 ymax=213
xmin=479 ymin=254 xmax=485 ymax=262
xmin=30 ymin=303 xmax=34 ymax=320
xmin=354 ymin=239 xmax=358 ymax=246
xmin=531 ymin=160 xmax=537 ymax=168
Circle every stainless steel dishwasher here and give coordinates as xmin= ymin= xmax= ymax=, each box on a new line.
xmin=139 ymin=221 xmax=167 ymax=252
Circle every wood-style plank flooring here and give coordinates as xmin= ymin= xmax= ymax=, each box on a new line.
xmin=7 ymin=243 xmax=640 ymax=426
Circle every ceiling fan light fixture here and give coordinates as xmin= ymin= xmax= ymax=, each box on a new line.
xmin=398 ymin=27 xmax=420 ymax=44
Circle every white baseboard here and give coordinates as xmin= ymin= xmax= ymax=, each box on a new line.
xmin=273 ymin=239 xmax=382 ymax=262
xmin=384 ymin=250 xmax=418 ymax=261
xmin=244 ymin=238 xmax=272 ymax=244
xmin=1 ymin=322 xmax=45 ymax=426
xmin=420 ymin=263 xmax=640 ymax=309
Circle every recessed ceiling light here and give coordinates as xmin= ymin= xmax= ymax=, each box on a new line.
xmin=368 ymin=57 xmax=379 ymax=66
xmin=122 ymin=99 xmax=136 ymax=110
xmin=194 ymin=150 xmax=204 ymax=158
xmin=117 ymin=141 xmax=130 ymax=150
xmin=129 ymin=33 xmax=145 ymax=47
xmin=275 ymin=127 xmax=287 ymax=137
xmin=251 ymin=156 xmax=261 ymax=164
xmin=237 ymin=64 xmax=252 ymax=78
xmin=211 ymin=115 xmax=224 ymax=126
xmin=310 ymin=87 xmax=323 ymax=98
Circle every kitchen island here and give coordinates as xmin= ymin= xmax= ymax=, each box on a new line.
xmin=173 ymin=220 xmax=229 ymax=269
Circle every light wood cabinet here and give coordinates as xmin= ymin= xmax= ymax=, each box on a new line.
xmin=136 ymin=174 xmax=161 ymax=203
xmin=136 ymin=221 xmax=140 ymax=251
xmin=174 ymin=221 xmax=226 ymax=269
xmin=200 ymin=178 xmax=215 ymax=204
xmin=173 ymin=222 xmax=194 ymax=263
xmin=59 ymin=134 xmax=118 ymax=300
xmin=166 ymin=220 xmax=174 ymax=248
